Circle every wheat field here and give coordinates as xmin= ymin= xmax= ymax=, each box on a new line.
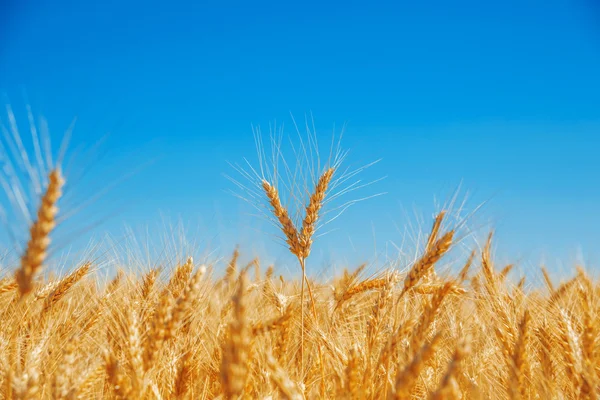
xmin=0 ymin=123 xmax=598 ymax=400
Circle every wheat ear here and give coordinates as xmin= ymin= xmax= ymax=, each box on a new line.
xmin=15 ymin=168 xmax=64 ymax=298
xmin=425 ymin=211 xmax=446 ymax=252
xmin=298 ymin=167 xmax=334 ymax=258
xmin=42 ymin=262 xmax=90 ymax=313
xmin=401 ymin=231 xmax=454 ymax=297
xmin=262 ymin=180 xmax=301 ymax=257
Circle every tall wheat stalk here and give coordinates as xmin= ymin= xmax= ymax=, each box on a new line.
xmin=262 ymin=167 xmax=334 ymax=377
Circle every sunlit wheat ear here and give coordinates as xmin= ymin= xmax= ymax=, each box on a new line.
xmin=422 ymin=210 xmax=447 ymax=282
xmin=163 ymin=256 xmax=194 ymax=299
xmin=458 ymin=250 xmax=476 ymax=283
xmin=225 ymin=248 xmax=240 ymax=287
xmin=261 ymin=180 xmax=302 ymax=257
xmin=425 ymin=210 xmax=446 ymax=253
xmin=140 ymin=268 xmax=159 ymax=301
xmin=15 ymin=168 xmax=64 ymax=298
xmin=401 ymin=230 xmax=454 ymax=297
xmin=481 ymin=232 xmax=498 ymax=294
xmin=42 ymin=261 xmax=90 ymax=313
xmin=298 ymin=167 xmax=334 ymax=258
xmin=541 ymin=266 xmax=555 ymax=293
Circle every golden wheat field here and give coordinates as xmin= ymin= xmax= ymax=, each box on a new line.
xmin=0 ymin=123 xmax=598 ymax=400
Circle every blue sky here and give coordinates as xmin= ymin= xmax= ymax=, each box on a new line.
xmin=1 ymin=0 xmax=600 ymax=279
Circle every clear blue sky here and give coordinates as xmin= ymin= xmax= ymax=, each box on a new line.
xmin=1 ymin=0 xmax=600 ymax=278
